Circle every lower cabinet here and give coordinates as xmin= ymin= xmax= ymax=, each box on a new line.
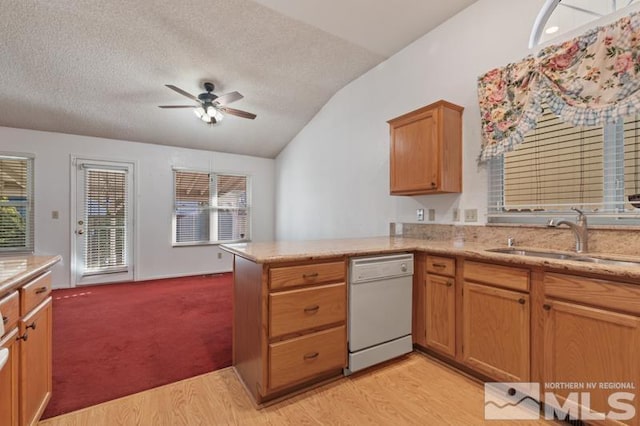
xmin=233 ymin=256 xmax=347 ymax=404
xmin=0 ymin=328 xmax=20 ymax=426
xmin=543 ymin=272 xmax=640 ymax=426
xmin=461 ymin=282 xmax=530 ymax=382
xmin=425 ymin=273 xmax=455 ymax=357
xmin=19 ymin=298 xmax=52 ymax=426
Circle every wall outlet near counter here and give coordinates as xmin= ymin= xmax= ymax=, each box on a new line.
xmin=452 ymin=208 xmax=460 ymax=222
xmin=417 ymin=209 xmax=425 ymax=221
xmin=428 ymin=209 xmax=435 ymax=221
xmin=464 ymin=209 xmax=478 ymax=222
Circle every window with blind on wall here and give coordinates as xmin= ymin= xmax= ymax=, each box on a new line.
xmin=173 ymin=170 xmax=250 ymax=245
xmin=488 ymin=108 xmax=640 ymax=225
xmin=0 ymin=154 xmax=34 ymax=252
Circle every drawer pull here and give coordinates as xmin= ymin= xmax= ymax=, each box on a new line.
xmin=543 ymin=304 xmax=552 ymax=311
xmin=303 ymin=352 xmax=319 ymax=360
xmin=303 ymin=305 xmax=320 ymax=314
xmin=518 ymin=298 xmax=526 ymax=305
xmin=17 ymin=333 xmax=28 ymax=342
xmin=432 ymin=263 xmax=447 ymax=268
xmin=26 ymin=322 xmax=36 ymax=331
xmin=2 ymin=316 xmax=7 ymax=325
xmin=35 ymin=287 xmax=48 ymax=295
xmin=446 ymin=281 xmax=453 ymax=287
xmin=302 ymin=273 xmax=319 ymax=279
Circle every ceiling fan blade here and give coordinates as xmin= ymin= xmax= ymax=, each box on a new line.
xmin=220 ymin=107 xmax=256 ymax=120
xmin=214 ymin=91 xmax=243 ymax=106
xmin=158 ymin=105 xmax=195 ymax=108
xmin=165 ymin=85 xmax=200 ymax=102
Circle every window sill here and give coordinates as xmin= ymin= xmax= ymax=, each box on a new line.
xmin=172 ymin=239 xmax=251 ymax=247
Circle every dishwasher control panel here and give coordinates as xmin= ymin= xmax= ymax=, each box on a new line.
xmin=349 ymin=253 xmax=414 ymax=283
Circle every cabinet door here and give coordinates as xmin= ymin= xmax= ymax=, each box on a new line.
xmin=0 ymin=328 xmax=19 ymax=426
xmin=425 ymin=274 xmax=455 ymax=357
xmin=20 ymin=297 xmax=52 ymax=426
xmin=390 ymin=111 xmax=438 ymax=193
xmin=543 ymin=300 xmax=640 ymax=426
xmin=462 ymin=282 xmax=530 ymax=382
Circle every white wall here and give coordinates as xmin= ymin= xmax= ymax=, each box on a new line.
xmin=0 ymin=126 xmax=275 ymax=288
xmin=275 ymin=0 xmax=546 ymax=240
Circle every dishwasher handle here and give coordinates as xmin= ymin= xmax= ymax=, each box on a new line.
xmin=0 ymin=348 xmax=8 ymax=372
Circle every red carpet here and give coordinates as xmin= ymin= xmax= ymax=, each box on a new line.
xmin=42 ymin=273 xmax=232 ymax=419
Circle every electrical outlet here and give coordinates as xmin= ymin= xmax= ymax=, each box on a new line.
xmin=417 ymin=209 xmax=425 ymax=221
xmin=464 ymin=209 xmax=478 ymax=222
xmin=428 ymin=209 xmax=435 ymax=221
xmin=452 ymin=208 xmax=460 ymax=222
xmin=217 ymin=252 xmax=222 ymax=259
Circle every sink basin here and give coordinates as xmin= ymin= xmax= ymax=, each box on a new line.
xmin=486 ymin=247 xmax=640 ymax=267
xmin=486 ymin=247 xmax=576 ymax=260
xmin=571 ymin=257 xmax=640 ymax=267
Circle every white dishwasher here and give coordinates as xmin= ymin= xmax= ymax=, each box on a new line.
xmin=345 ymin=253 xmax=413 ymax=375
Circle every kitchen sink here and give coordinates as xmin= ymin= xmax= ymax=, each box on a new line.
xmin=486 ymin=247 xmax=576 ymax=260
xmin=486 ymin=247 xmax=640 ymax=267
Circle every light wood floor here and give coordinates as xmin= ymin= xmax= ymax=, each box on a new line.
xmin=39 ymin=353 xmax=554 ymax=425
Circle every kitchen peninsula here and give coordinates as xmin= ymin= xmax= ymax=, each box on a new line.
xmin=223 ymin=236 xmax=640 ymax=424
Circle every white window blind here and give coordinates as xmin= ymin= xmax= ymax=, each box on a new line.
xmin=488 ymin=108 xmax=640 ymax=224
xmin=173 ymin=170 xmax=250 ymax=245
xmin=0 ymin=155 xmax=34 ymax=252
xmin=84 ymin=168 xmax=128 ymax=272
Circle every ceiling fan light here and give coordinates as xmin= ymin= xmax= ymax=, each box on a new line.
xmin=207 ymin=106 xmax=224 ymax=122
xmin=202 ymin=113 xmax=212 ymax=123
xmin=193 ymin=107 xmax=206 ymax=119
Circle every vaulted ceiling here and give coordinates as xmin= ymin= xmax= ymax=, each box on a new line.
xmin=0 ymin=0 xmax=477 ymax=158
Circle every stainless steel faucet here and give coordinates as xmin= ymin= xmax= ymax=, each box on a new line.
xmin=547 ymin=207 xmax=589 ymax=253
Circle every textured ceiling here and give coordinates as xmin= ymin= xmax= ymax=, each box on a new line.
xmin=0 ymin=0 xmax=476 ymax=158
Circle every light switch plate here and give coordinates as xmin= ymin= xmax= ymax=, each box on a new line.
xmin=428 ymin=209 xmax=435 ymax=221
xmin=464 ymin=209 xmax=478 ymax=222
xmin=452 ymin=208 xmax=460 ymax=222
xmin=417 ymin=209 xmax=425 ymax=221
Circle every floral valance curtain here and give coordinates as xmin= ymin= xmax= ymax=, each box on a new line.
xmin=478 ymin=11 xmax=640 ymax=161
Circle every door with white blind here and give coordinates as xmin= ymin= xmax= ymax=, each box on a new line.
xmin=72 ymin=159 xmax=134 ymax=286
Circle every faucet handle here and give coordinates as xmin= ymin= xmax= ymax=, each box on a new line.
xmin=571 ymin=207 xmax=584 ymax=216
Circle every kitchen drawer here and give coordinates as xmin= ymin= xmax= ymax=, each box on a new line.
xmin=269 ymin=261 xmax=345 ymax=290
xmin=20 ymin=271 xmax=52 ymax=315
xmin=270 ymin=282 xmax=345 ymax=338
xmin=463 ymin=261 xmax=529 ymax=292
xmin=544 ymin=272 xmax=640 ymax=315
xmin=426 ymin=255 xmax=455 ymax=276
xmin=268 ymin=325 xmax=346 ymax=390
xmin=0 ymin=291 xmax=19 ymax=335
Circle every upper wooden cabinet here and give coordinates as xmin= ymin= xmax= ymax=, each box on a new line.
xmin=388 ymin=100 xmax=463 ymax=195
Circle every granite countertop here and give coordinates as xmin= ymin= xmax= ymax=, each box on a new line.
xmin=0 ymin=255 xmax=62 ymax=296
xmin=221 ymin=236 xmax=640 ymax=282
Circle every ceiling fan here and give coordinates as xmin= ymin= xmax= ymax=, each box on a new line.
xmin=158 ymin=82 xmax=257 ymax=124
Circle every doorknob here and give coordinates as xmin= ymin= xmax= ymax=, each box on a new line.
xmin=77 ymin=229 xmax=84 ymax=235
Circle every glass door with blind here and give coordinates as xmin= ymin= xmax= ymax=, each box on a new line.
xmin=72 ymin=159 xmax=134 ymax=286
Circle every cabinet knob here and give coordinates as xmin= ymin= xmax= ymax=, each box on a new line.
xmin=2 ymin=316 xmax=7 ymax=325
xmin=543 ymin=304 xmax=552 ymax=311
xmin=518 ymin=298 xmax=526 ymax=305
xmin=26 ymin=322 xmax=36 ymax=331
xmin=446 ymin=281 xmax=453 ymax=287
xmin=17 ymin=333 xmax=28 ymax=342
xmin=430 ymin=182 xmax=436 ymax=188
